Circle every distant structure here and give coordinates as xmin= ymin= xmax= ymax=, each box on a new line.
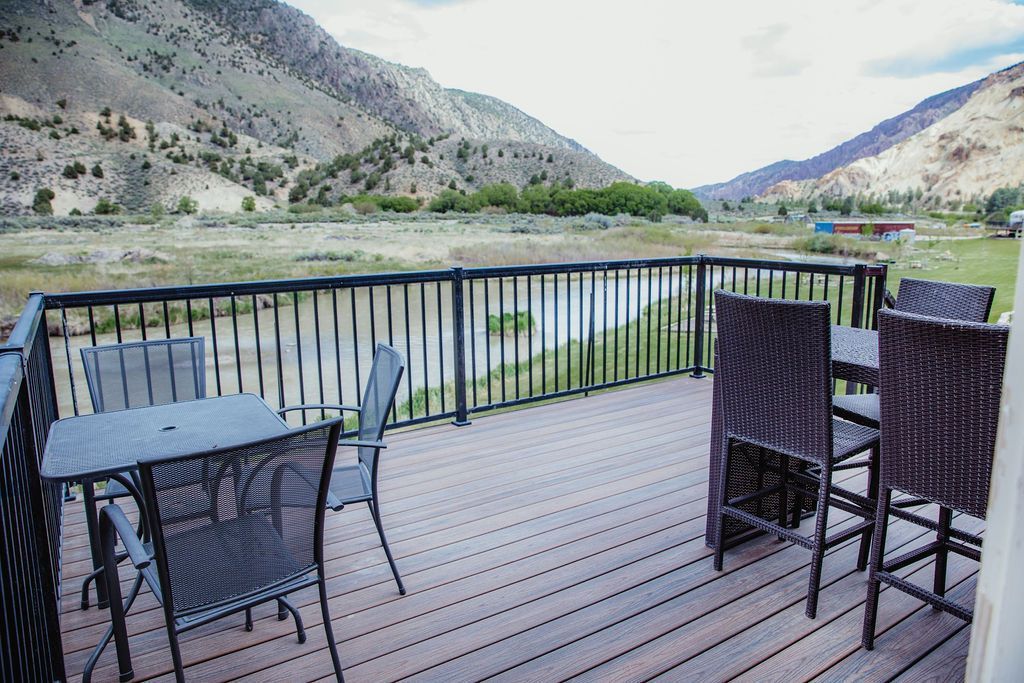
xmin=814 ymin=221 xmax=916 ymax=241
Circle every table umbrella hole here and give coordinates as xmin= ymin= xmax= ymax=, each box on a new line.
xmin=159 ymin=425 xmax=178 ymax=432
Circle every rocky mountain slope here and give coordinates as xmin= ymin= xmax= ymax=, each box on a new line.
xmin=0 ymin=0 xmax=628 ymax=215
xmin=694 ymin=77 xmax=984 ymax=200
xmin=760 ymin=62 xmax=1024 ymax=205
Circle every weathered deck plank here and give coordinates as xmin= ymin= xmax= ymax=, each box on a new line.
xmin=56 ymin=377 xmax=973 ymax=682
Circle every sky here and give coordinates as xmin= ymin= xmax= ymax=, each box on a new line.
xmin=288 ymin=0 xmax=1024 ymax=188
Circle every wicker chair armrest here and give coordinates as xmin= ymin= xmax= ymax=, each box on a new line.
xmin=99 ymin=504 xmax=151 ymax=570
xmin=883 ymin=290 xmax=896 ymax=309
xmin=276 ymin=403 xmax=361 ymax=417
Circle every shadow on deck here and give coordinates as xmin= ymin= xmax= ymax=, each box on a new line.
xmin=57 ymin=377 xmax=974 ymax=682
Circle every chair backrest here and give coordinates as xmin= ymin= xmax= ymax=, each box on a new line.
xmin=138 ymin=419 xmax=342 ymax=617
xmin=877 ymin=309 xmax=1008 ymax=518
xmin=81 ymin=337 xmax=205 ymax=413
xmin=357 ymin=344 xmax=405 ymax=473
xmin=713 ymin=290 xmax=833 ymax=463
xmin=894 ymin=277 xmax=995 ymax=323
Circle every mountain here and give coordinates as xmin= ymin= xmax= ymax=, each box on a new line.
xmin=694 ymin=78 xmax=984 ymax=200
xmin=0 ymin=0 xmax=629 ymax=215
xmin=760 ymin=62 xmax=1024 ymax=205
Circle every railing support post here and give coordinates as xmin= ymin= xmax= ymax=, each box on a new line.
xmin=850 ymin=263 xmax=867 ymax=329
xmin=450 ymin=267 xmax=471 ymax=426
xmin=691 ymin=258 xmax=707 ymax=378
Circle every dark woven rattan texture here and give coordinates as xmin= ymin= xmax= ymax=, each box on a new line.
xmin=143 ymin=421 xmax=340 ymax=615
xmin=81 ymin=338 xmax=205 ymax=413
xmin=877 ymin=309 xmax=1008 ymax=519
xmin=893 ymin=278 xmax=995 ymax=323
xmin=714 ymin=291 xmax=833 ymax=465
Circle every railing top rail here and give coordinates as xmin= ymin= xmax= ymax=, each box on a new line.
xmin=0 ymin=353 xmax=24 ymax=447
xmin=39 ymin=254 xmax=884 ymax=309
xmin=42 ymin=268 xmax=457 ymax=308
xmin=462 ymin=256 xmax=702 ymax=279
xmin=700 ymin=255 xmax=881 ymax=276
xmin=2 ymin=293 xmax=46 ymax=350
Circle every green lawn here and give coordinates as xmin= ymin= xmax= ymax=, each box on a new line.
xmin=888 ymin=237 xmax=1021 ymax=320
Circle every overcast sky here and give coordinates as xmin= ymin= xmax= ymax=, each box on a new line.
xmin=289 ymin=0 xmax=1024 ymax=188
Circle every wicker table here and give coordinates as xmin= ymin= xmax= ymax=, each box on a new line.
xmin=41 ymin=394 xmax=289 ymax=608
xmin=706 ymin=325 xmax=879 ymax=548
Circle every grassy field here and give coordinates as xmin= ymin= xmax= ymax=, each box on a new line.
xmin=0 ymin=213 xmax=1017 ymax=332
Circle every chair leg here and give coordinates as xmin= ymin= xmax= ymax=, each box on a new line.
xmin=862 ymin=488 xmax=892 ymax=650
xmin=713 ymin=440 xmax=731 ymax=571
xmin=857 ymin=444 xmax=880 ymax=571
xmin=277 ymin=596 xmax=307 ymax=643
xmin=318 ymin=574 xmax=346 ymax=682
xmin=245 ymin=608 xmax=253 ymax=631
xmin=167 ymin=626 xmax=186 ymax=683
xmin=805 ymin=463 xmax=832 ymax=619
xmin=777 ymin=452 xmax=789 ymax=539
xmin=277 ymin=598 xmax=288 ymax=621
xmin=368 ymin=499 xmax=406 ymax=595
xmin=99 ymin=511 xmax=134 ymax=682
xmin=933 ymin=506 xmax=952 ymax=608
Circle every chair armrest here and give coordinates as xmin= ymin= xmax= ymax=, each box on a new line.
xmin=336 ymin=438 xmax=387 ymax=450
xmin=99 ymin=504 xmax=151 ymax=570
xmin=276 ymin=403 xmax=361 ymax=417
xmin=326 ymin=490 xmax=345 ymax=512
xmin=883 ymin=290 xmax=896 ymax=309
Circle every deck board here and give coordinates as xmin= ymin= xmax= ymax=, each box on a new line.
xmin=56 ymin=377 xmax=975 ymax=682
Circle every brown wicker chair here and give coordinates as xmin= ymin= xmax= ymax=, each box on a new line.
xmin=862 ymin=309 xmax=1009 ymax=649
xmin=711 ymin=290 xmax=879 ymax=618
xmin=834 ymin=277 xmax=995 ymax=427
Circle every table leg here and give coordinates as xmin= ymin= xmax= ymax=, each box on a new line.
xmin=80 ymin=481 xmax=108 ymax=609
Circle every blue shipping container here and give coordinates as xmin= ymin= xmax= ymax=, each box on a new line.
xmin=815 ymin=222 xmax=834 ymax=234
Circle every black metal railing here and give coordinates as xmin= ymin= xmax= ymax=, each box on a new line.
xmin=0 ymin=253 xmax=885 ymax=679
xmin=0 ymin=294 xmax=65 ymax=682
xmin=40 ymin=255 xmax=886 ymax=426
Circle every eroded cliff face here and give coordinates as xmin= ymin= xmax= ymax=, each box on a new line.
xmin=759 ymin=62 xmax=1024 ymax=204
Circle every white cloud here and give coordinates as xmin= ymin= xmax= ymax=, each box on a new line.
xmin=288 ymin=0 xmax=1024 ymax=188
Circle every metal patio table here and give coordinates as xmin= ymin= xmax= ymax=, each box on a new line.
xmin=40 ymin=393 xmax=290 ymax=609
xmin=706 ymin=325 xmax=879 ymax=548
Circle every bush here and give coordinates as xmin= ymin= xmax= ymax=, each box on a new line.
xmin=33 ymin=188 xmax=55 ymax=215
xmin=94 ymin=198 xmax=120 ymax=215
xmin=241 ymin=196 xmax=256 ymax=212
xmin=353 ymin=201 xmax=378 ymax=215
xmin=177 ymin=195 xmax=198 ymax=214
xmin=91 ymin=163 xmax=104 ymax=179
xmin=62 ymin=164 xmax=79 ymax=179
xmin=487 ymin=312 xmax=535 ymax=335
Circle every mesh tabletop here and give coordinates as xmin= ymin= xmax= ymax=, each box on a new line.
xmin=41 ymin=394 xmax=288 ymax=482
xmin=831 ymin=325 xmax=878 ymax=385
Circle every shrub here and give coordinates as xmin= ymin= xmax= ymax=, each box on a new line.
xmin=9 ymin=171 xmax=19 ymax=181
xmin=177 ymin=195 xmax=198 ymax=214
xmin=91 ymin=163 xmax=104 ymax=178
xmin=487 ymin=312 xmax=535 ymax=335
xmin=94 ymin=198 xmax=120 ymax=215
xmin=241 ymin=196 xmax=256 ymax=212
xmin=62 ymin=164 xmax=78 ymax=179
xmin=33 ymin=188 xmax=55 ymax=215
xmin=353 ymin=201 xmax=378 ymax=215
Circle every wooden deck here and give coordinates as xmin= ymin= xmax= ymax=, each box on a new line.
xmin=58 ymin=377 xmax=976 ymax=682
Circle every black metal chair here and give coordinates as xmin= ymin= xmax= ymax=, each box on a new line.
xmin=278 ymin=344 xmax=407 ymax=594
xmin=98 ymin=419 xmax=347 ymax=682
xmin=711 ymin=290 xmax=879 ymax=618
xmin=79 ymin=337 xmax=205 ymax=608
xmin=834 ymin=277 xmax=994 ymax=427
xmin=862 ymin=309 xmax=1008 ymax=649
xmin=82 ymin=337 xmax=206 ymax=500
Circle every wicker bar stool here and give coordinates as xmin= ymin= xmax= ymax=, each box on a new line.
xmin=862 ymin=309 xmax=1008 ymax=649
xmin=712 ymin=290 xmax=879 ymax=618
xmin=833 ymin=277 xmax=994 ymax=427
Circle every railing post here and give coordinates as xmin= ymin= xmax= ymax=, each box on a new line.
xmin=691 ymin=258 xmax=707 ymax=378
xmin=850 ymin=263 xmax=867 ymax=329
xmin=869 ymin=265 xmax=887 ymax=330
xmin=450 ymin=267 xmax=471 ymax=426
